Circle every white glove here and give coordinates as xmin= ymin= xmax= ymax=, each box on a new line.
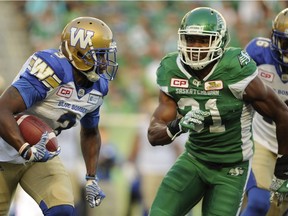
xmin=19 ymin=132 xmax=60 ymax=162
xmin=180 ymin=109 xmax=210 ymax=132
xmin=270 ymin=177 xmax=288 ymax=193
xmin=85 ymin=179 xmax=106 ymax=208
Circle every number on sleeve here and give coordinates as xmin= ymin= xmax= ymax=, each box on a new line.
xmin=255 ymin=39 xmax=269 ymax=48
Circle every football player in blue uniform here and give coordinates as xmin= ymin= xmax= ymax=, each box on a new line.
xmin=0 ymin=17 xmax=118 ymax=215
xmin=241 ymin=8 xmax=288 ymax=216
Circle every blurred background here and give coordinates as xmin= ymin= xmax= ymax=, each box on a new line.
xmin=1 ymin=1 xmax=287 ymax=216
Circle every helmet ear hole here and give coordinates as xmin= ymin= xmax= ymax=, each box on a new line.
xmin=77 ymin=51 xmax=84 ymax=58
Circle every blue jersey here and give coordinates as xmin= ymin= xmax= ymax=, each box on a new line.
xmin=246 ymin=37 xmax=287 ymax=83
xmin=0 ymin=49 xmax=109 ymax=163
xmin=246 ymin=37 xmax=288 ymax=154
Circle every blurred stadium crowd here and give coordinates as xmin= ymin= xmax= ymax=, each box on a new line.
xmin=11 ymin=1 xmax=288 ymax=113
xmin=1 ymin=1 xmax=288 ymax=216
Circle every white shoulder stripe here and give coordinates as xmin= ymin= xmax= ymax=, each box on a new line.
xmin=228 ymin=69 xmax=258 ymax=99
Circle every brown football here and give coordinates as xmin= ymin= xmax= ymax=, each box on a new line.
xmin=15 ymin=114 xmax=58 ymax=152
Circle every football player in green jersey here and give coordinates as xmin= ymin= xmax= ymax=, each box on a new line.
xmin=147 ymin=7 xmax=288 ymax=216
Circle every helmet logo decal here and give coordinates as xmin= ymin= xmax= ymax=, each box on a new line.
xmin=216 ymin=14 xmax=225 ymax=30
xmin=186 ymin=25 xmax=204 ymax=33
xmin=70 ymin=27 xmax=94 ymax=49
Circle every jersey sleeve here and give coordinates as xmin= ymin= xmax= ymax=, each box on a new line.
xmin=156 ymin=53 xmax=178 ymax=96
xmin=245 ymin=37 xmax=271 ymax=66
xmin=12 ymin=49 xmax=69 ymax=108
xmin=228 ymin=69 xmax=258 ymax=99
xmin=80 ymin=106 xmax=100 ymax=128
xmin=27 ymin=50 xmax=65 ymax=88
xmin=226 ymin=49 xmax=258 ymax=99
xmin=245 ymin=38 xmax=259 ymax=57
xmin=12 ymin=77 xmax=43 ymax=109
xmin=156 ymin=61 xmax=167 ymax=87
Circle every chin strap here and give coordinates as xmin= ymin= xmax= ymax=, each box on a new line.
xmin=79 ymin=70 xmax=100 ymax=82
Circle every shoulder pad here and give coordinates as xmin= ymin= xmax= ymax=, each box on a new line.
xmin=28 ymin=49 xmax=73 ymax=89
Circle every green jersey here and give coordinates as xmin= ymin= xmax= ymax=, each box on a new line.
xmin=157 ymin=48 xmax=258 ymax=164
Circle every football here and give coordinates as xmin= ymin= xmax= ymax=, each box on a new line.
xmin=15 ymin=114 xmax=58 ymax=152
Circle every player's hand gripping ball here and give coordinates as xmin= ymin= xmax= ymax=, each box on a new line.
xmin=15 ymin=114 xmax=59 ymax=152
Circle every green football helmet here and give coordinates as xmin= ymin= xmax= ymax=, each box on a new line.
xmin=178 ymin=7 xmax=229 ymax=70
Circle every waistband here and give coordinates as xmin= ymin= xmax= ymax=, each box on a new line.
xmin=187 ymin=152 xmax=245 ymax=170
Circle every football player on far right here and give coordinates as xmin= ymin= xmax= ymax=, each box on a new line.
xmin=241 ymin=8 xmax=288 ymax=216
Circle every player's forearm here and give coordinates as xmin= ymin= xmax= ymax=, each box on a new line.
xmin=81 ymin=130 xmax=100 ymax=176
xmin=82 ymin=142 xmax=99 ymax=176
xmin=0 ymin=87 xmax=27 ymax=150
xmin=0 ymin=109 xmax=26 ymax=151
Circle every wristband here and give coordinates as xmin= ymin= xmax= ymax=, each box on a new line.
xmin=167 ymin=118 xmax=182 ymax=140
xmin=85 ymin=174 xmax=98 ymax=181
xmin=166 ymin=127 xmax=174 ymax=139
xmin=18 ymin=143 xmax=31 ymax=160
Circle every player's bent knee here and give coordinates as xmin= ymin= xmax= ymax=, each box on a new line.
xmin=40 ymin=201 xmax=75 ymax=216
xmin=246 ymin=187 xmax=270 ymax=214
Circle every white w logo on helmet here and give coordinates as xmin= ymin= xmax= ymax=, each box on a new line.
xmin=70 ymin=27 xmax=94 ymax=49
